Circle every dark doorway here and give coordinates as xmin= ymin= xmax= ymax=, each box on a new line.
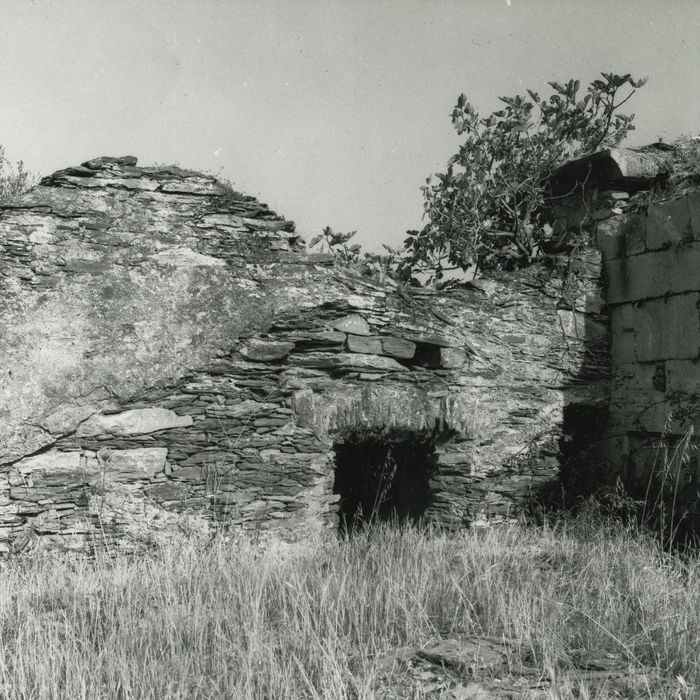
xmin=333 ymin=435 xmax=434 ymax=533
xmin=559 ymin=402 xmax=611 ymax=498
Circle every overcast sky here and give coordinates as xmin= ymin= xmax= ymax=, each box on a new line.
xmin=1 ymin=0 xmax=698 ymax=250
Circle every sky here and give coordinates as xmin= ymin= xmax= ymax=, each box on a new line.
xmin=0 ymin=0 xmax=698 ymax=251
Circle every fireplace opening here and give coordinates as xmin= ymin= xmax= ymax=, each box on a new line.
xmin=333 ymin=434 xmax=434 ymax=533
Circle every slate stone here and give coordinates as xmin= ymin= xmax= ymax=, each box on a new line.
xmin=240 ymin=339 xmax=295 ymax=361
xmin=289 ymin=352 xmax=408 ymax=372
xmin=410 ymin=333 xmax=454 ymax=348
xmin=98 ymin=448 xmax=168 ymax=480
xmin=82 ymin=155 xmax=138 ymax=168
xmin=331 ymin=313 xmax=370 ymax=336
xmin=381 ymin=336 xmax=416 ymax=359
xmin=146 ymin=482 xmax=191 ymax=502
xmin=11 ymin=450 xmax=99 ymax=475
xmin=77 ymin=408 xmax=193 ymax=437
xmin=346 ymin=334 xmax=383 ymax=355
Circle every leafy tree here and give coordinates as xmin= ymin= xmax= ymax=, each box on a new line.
xmin=0 ymin=146 xmax=33 ymax=202
xmin=403 ymin=73 xmax=647 ymax=280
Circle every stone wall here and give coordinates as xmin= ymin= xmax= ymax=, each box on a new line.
xmin=548 ymin=144 xmax=700 ymax=535
xmin=601 ymin=191 xmax=700 ymax=532
xmin=0 ymin=156 xmax=607 ymax=553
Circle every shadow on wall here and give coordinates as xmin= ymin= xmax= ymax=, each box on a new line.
xmin=532 ymin=251 xmax=615 ymax=513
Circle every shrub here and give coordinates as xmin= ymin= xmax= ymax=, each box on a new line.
xmin=309 ymin=226 xmax=409 ymax=284
xmin=0 ymin=146 xmax=33 ymax=202
xmin=404 ymin=73 xmax=647 ymax=281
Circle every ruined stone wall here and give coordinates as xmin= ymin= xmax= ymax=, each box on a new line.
xmin=0 ymin=156 xmax=607 ymax=553
xmin=600 ymin=190 xmax=700 ymax=530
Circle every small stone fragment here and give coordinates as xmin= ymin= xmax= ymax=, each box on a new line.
xmin=411 ymin=333 xmax=453 ymax=347
xmin=416 ymin=638 xmax=508 ymax=673
xmin=239 ymin=339 xmax=295 ymax=361
xmin=331 ymin=314 xmax=370 ymax=336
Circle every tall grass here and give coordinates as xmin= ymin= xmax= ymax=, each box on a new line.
xmin=0 ymin=519 xmax=697 ymax=699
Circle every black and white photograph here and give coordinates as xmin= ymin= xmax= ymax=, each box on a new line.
xmin=0 ymin=1 xmax=698 ymax=697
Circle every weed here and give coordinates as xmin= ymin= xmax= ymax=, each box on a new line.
xmin=0 ymin=519 xmax=696 ymax=698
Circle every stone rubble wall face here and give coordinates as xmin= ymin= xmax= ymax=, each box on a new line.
xmin=0 ymin=158 xmax=605 ymax=553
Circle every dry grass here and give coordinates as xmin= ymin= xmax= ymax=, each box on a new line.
xmin=0 ymin=518 xmax=697 ymax=699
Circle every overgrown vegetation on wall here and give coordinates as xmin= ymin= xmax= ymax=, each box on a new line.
xmin=0 ymin=146 xmax=33 ymax=202
xmin=403 ymin=73 xmax=647 ymax=281
xmin=312 ymin=73 xmax=650 ymax=286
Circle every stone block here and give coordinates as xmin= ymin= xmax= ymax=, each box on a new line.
xmin=380 ymin=336 xmax=416 ymax=360
xmin=669 ymin=245 xmax=700 ymax=297
xmin=288 ymin=330 xmax=346 ymax=351
xmin=688 ymin=191 xmax=700 ymax=239
xmin=646 ymin=197 xmax=693 ymax=251
xmin=610 ymin=362 xmax=668 ymax=433
xmin=289 ymin=352 xmax=408 ymax=372
xmin=411 ymin=333 xmax=454 ymax=347
xmin=665 ymin=359 xmax=700 ymax=395
xmin=605 ymin=243 xmax=700 ymax=304
xmin=11 ymin=450 xmax=100 ymax=475
xmin=605 ymin=254 xmax=653 ymax=305
xmin=346 ymin=334 xmax=383 ymax=355
xmin=77 ymin=408 xmax=193 ymax=437
xmin=331 ymin=314 xmax=370 ymax=336
xmin=610 ymin=304 xmax=636 ymax=363
xmin=41 ymin=403 xmax=113 ymax=435
xmin=633 ymin=294 xmax=700 ymax=362
xmin=239 ymin=339 xmax=295 ymax=362
xmin=98 ymin=448 xmax=168 ymax=480
xmin=207 ymin=400 xmax=278 ymax=419
xmin=146 ymin=482 xmax=191 ymax=503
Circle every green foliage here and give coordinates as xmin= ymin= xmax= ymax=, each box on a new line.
xmin=668 ymin=135 xmax=700 ymax=191
xmin=309 ymin=226 xmax=409 ymax=284
xmin=0 ymin=146 xmax=33 ymax=202
xmin=405 ymin=73 xmax=647 ymax=281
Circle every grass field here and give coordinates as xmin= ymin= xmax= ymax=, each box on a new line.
xmin=0 ymin=515 xmax=697 ymax=699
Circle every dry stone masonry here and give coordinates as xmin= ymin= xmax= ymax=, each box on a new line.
xmin=1 ymin=147 xmax=697 ymax=553
xmin=0 ymin=156 xmax=610 ymax=553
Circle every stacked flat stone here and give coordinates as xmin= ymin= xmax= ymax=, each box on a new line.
xmin=0 ymin=156 xmax=606 ymax=553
